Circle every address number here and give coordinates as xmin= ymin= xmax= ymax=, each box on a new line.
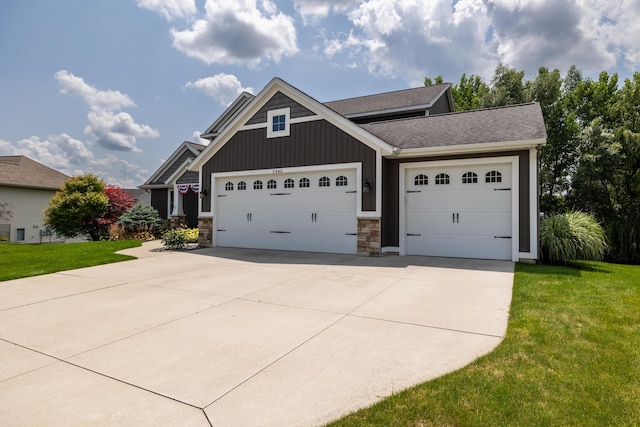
xmin=272 ymin=169 xmax=283 ymax=174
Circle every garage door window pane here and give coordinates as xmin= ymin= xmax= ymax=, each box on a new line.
xmin=225 ymin=182 xmax=234 ymax=191
xmin=414 ymin=174 xmax=428 ymax=185
xmin=254 ymin=180 xmax=263 ymax=190
xmin=319 ymin=177 xmax=330 ymax=187
xmin=486 ymin=171 xmax=502 ymax=183
xmin=299 ymin=177 xmax=310 ymax=188
xmin=284 ymin=178 xmax=295 ymax=188
xmin=238 ymin=181 xmax=246 ymax=190
xmin=336 ymin=176 xmax=348 ymax=186
xmin=462 ymin=172 xmax=478 ymax=184
xmin=267 ymin=179 xmax=277 ymax=189
xmin=435 ymin=173 xmax=450 ymax=185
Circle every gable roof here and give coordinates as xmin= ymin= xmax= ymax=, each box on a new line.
xmin=201 ymin=91 xmax=256 ymax=139
xmin=359 ymin=102 xmax=547 ymax=154
xmin=0 ymin=156 xmax=69 ymax=190
xmin=324 ymin=83 xmax=452 ymax=118
xmin=189 ymin=77 xmax=396 ymax=171
xmin=141 ymin=141 xmax=205 ymax=188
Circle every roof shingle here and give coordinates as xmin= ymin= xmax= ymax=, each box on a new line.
xmin=359 ymin=102 xmax=547 ymax=149
xmin=0 ymin=156 xmax=69 ymax=189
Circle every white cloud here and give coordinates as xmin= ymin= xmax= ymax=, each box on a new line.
xmin=137 ymin=0 xmax=197 ymax=20
xmin=170 ymin=0 xmax=298 ymax=66
xmin=191 ymin=131 xmax=210 ymax=145
xmin=185 ymin=73 xmax=254 ymax=106
xmin=55 ymin=70 xmax=135 ymax=112
xmin=55 ymin=70 xmax=159 ymax=152
xmin=320 ymin=0 xmax=639 ymax=84
xmin=0 ymin=135 xmax=149 ymax=187
xmin=293 ymin=0 xmax=360 ymax=25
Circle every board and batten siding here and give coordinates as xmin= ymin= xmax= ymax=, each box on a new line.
xmin=201 ymin=119 xmax=377 ymax=213
xmin=150 ymin=188 xmax=168 ymax=219
xmin=245 ymin=92 xmax=316 ymax=125
xmin=382 ymin=150 xmax=532 ymax=253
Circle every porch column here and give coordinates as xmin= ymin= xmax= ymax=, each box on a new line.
xmin=170 ymin=185 xmax=186 ymax=228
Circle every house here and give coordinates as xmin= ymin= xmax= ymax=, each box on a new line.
xmin=123 ymin=188 xmax=151 ymax=207
xmin=0 ymin=156 xmax=70 ymax=243
xmin=139 ymin=141 xmax=206 ymax=228
xmin=146 ymin=77 xmax=546 ymax=261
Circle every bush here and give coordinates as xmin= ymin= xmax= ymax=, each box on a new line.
xmin=161 ymin=228 xmax=198 ymax=250
xmin=118 ymin=205 xmax=162 ymax=233
xmin=540 ymin=211 xmax=607 ymax=264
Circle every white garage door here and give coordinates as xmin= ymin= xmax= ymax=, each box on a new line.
xmin=404 ymin=163 xmax=513 ymax=260
xmin=215 ymin=169 xmax=358 ymax=254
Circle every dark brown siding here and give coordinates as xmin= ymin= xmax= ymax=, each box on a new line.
xmin=430 ymin=93 xmax=454 ymax=115
xmin=382 ymin=150 xmax=531 ymax=252
xmin=201 ymin=120 xmax=376 ymax=212
xmin=246 ymin=92 xmax=315 ymax=125
xmin=151 ymin=188 xmax=168 ymax=219
xmin=183 ymin=191 xmax=198 ymax=228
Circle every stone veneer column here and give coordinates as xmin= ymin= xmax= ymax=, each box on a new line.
xmin=357 ymin=218 xmax=381 ymax=256
xmin=170 ymin=214 xmax=186 ymax=229
xmin=197 ymin=217 xmax=213 ymax=248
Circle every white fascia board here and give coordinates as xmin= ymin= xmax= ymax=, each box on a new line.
xmin=143 ymin=142 xmax=201 ymax=185
xmin=202 ymin=92 xmax=254 ymax=136
xmin=189 ymin=77 xmax=396 ymax=172
xmin=390 ymin=138 xmax=546 ymax=158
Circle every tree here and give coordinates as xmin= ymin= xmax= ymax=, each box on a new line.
xmin=0 ymin=202 xmax=13 ymax=222
xmin=118 ymin=204 xmax=162 ymax=232
xmin=451 ymin=73 xmax=490 ymax=111
xmin=103 ymin=186 xmax=134 ymax=224
xmin=485 ymin=62 xmax=530 ymax=107
xmin=424 ymin=75 xmax=444 ymax=86
xmin=45 ymin=174 xmax=109 ymax=241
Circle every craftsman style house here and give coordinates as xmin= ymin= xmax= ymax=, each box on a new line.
xmin=144 ymin=77 xmax=546 ymax=261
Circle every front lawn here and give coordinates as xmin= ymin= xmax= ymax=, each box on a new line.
xmin=329 ymin=262 xmax=640 ymax=426
xmin=0 ymin=240 xmax=142 ymax=282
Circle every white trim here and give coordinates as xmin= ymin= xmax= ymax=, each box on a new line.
xmin=267 ymin=107 xmax=290 ymax=138
xmin=142 ymin=143 xmax=201 ymax=186
xmin=519 ymin=147 xmax=539 ymax=260
xmin=399 ymin=156 xmax=520 ymax=261
xmin=382 ymin=246 xmax=400 ymax=254
xmin=240 ymin=114 xmax=322 ymax=131
xmin=391 ymin=138 xmax=546 ymax=158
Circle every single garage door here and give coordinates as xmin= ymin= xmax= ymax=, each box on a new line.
xmin=405 ymin=163 xmax=512 ymax=260
xmin=215 ymin=169 xmax=358 ymax=254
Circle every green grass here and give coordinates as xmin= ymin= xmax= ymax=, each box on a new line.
xmin=0 ymin=240 xmax=142 ymax=281
xmin=328 ymin=262 xmax=640 ymax=427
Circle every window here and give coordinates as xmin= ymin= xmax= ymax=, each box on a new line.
xmin=284 ymin=178 xmax=295 ymax=188
xmin=254 ymin=180 xmax=263 ymax=190
xmin=336 ymin=176 xmax=348 ymax=186
xmin=462 ymin=172 xmax=478 ymax=184
xmin=267 ymin=179 xmax=277 ymax=189
xmin=225 ymin=182 xmax=234 ymax=191
xmin=267 ymin=108 xmax=290 ymax=138
xmin=238 ymin=181 xmax=246 ymax=190
xmin=319 ymin=176 xmax=330 ymax=187
xmin=414 ymin=174 xmax=428 ymax=185
xmin=299 ymin=177 xmax=310 ymax=188
xmin=435 ymin=173 xmax=450 ymax=185
xmin=272 ymin=115 xmax=286 ymax=132
xmin=486 ymin=171 xmax=502 ymax=183
xmin=16 ymin=228 xmax=25 ymax=242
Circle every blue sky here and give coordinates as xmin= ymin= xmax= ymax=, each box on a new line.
xmin=1 ymin=0 xmax=638 ymax=187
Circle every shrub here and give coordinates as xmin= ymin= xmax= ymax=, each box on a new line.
xmin=118 ymin=205 xmax=162 ymax=233
xmin=108 ymin=223 xmax=127 ymax=241
xmin=540 ymin=211 xmax=607 ymax=264
xmin=161 ymin=227 xmax=199 ymax=250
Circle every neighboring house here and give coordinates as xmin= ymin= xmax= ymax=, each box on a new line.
xmin=0 ymin=156 xmax=69 ymax=243
xmin=123 ymin=188 xmax=151 ymax=207
xmin=147 ymin=77 xmax=547 ymax=261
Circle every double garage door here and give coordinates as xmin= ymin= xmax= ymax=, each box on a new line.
xmin=215 ymin=169 xmax=358 ymax=254
xmin=404 ymin=162 xmax=514 ymax=260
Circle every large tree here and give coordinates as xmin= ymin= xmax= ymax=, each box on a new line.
xmin=45 ymin=174 xmax=109 ymax=241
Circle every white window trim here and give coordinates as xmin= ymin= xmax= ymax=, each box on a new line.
xmin=267 ymin=108 xmax=290 ymax=138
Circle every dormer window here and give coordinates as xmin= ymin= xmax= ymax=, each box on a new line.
xmin=267 ymin=108 xmax=291 ymax=138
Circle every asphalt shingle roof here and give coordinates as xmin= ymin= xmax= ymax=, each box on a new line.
xmin=324 ymin=83 xmax=450 ymax=116
xmin=0 ymin=156 xmax=69 ymax=189
xmin=359 ymin=102 xmax=547 ymax=149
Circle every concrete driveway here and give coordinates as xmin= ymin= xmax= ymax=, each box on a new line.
xmin=0 ymin=241 xmax=514 ymax=426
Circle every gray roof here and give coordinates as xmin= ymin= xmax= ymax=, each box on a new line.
xmin=123 ymin=188 xmax=147 ymax=200
xmin=359 ymin=102 xmax=547 ymax=149
xmin=324 ymin=83 xmax=450 ymax=116
xmin=0 ymin=156 xmax=69 ymax=189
